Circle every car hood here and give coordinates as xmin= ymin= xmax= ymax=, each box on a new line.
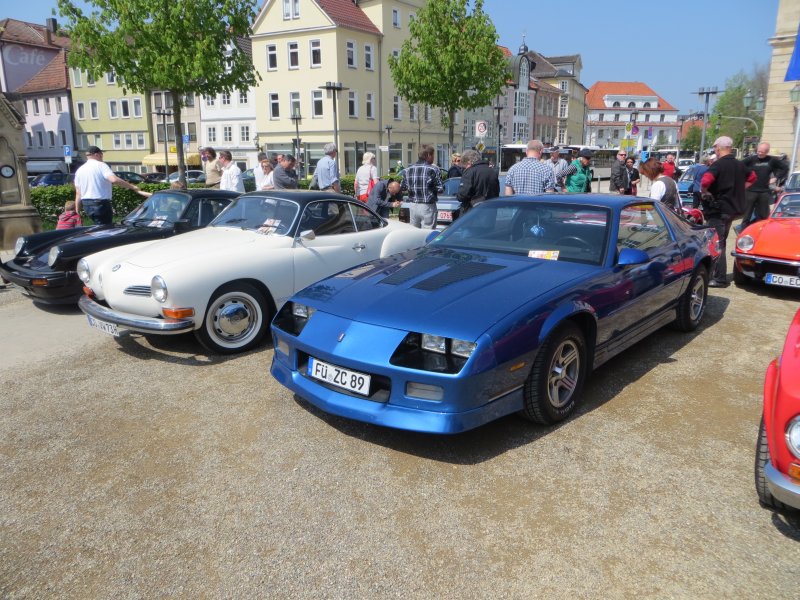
xmin=746 ymin=219 xmax=800 ymax=259
xmin=120 ymin=226 xmax=283 ymax=269
xmin=294 ymin=246 xmax=594 ymax=339
xmin=50 ymin=224 xmax=168 ymax=260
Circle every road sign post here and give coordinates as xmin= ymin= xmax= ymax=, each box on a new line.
xmin=63 ymin=145 xmax=72 ymax=165
xmin=475 ymin=120 xmax=488 ymax=138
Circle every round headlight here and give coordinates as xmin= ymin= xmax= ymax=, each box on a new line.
xmin=47 ymin=246 xmax=62 ymax=267
xmin=77 ymin=258 xmax=91 ymax=283
xmin=786 ymin=416 xmax=800 ymax=459
xmin=151 ymin=275 xmax=168 ymax=303
xmin=14 ymin=236 xmax=25 ymax=256
xmin=736 ymin=235 xmax=754 ymax=252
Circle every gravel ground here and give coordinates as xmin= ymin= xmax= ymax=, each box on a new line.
xmin=1 ymin=250 xmax=800 ymax=598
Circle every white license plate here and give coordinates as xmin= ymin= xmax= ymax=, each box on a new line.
xmin=437 ymin=210 xmax=453 ymax=222
xmin=765 ymin=273 xmax=800 ymax=288
xmin=308 ymin=357 xmax=371 ymax=396
xmin=86 ymin=314 xmax=120 ymax=336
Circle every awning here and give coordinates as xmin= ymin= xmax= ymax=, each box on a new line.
xmin=26 ymin=160 xmax=68 ymax=173
xmin=141 ymin=152 xmax=201 ymax=167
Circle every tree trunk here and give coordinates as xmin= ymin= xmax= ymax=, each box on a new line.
xmin=171 ymin=90 xmax=186 ymax=186
xmin=448 ymin=109 xmax=455 ymax=156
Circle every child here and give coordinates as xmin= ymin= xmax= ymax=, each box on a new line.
xmin=56 ymin=200 xmax=82 ymax=229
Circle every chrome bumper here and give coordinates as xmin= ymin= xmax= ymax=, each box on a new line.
xmin=78 ymin=295 xmax=194 ymax=335
xmin=730 ymin=251 xmax=800 ymax=267
xmin=765 ymin=462 xmax=800 ymax=510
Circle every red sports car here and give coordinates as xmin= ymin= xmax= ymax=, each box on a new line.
xmin=755 ymin=308 xmax=800 ymax=520
xmin=732 ymin=192 xmax=800 ymax=288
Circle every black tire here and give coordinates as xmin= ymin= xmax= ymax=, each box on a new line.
xmin=672 ymin=264 xmax=707 ymax=332
xmin=520 ymin=322 xmax=587 ymax=425
xmin=194 ymin=282 xmax=270 ymax=354
xmin=755 ymin=416 xmax=782 ymax=510
xmin=733 ymin=263 xmax=749 ymax=286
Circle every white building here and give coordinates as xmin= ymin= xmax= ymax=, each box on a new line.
xmin=585 ymin=82 xmax=680 ymax=154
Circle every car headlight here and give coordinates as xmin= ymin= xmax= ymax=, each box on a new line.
xmin=451 ymin=338 xmax=478 ymax=358
xmin=736 ymin=235 xmax=754 ymax=252
xmin=292 ymin=303 xmax=316 ymax=319
xmin=786 ymin=416 xmax=800 ymax=459
xmin=422 ymin=334 xmax=447 ymax=354
xmin=47 ymin=246 xmax=62 ymax=267
xmin=151 ymin=275 xmax=168 ymax=303
xmin=14 ymin=236 xmax=25 ymax=256
xmin=77 ymin=258 xmax=91 ymax=283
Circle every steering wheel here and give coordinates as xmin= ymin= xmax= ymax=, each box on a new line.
xmin=555 ymin=236 xmax=592 ymax=250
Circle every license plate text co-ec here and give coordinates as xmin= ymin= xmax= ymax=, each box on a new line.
xmin=766 ymin=273 xmax=800 ymax=288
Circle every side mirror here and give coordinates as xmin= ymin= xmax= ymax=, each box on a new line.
xmin=298 ymin=229 xmax=315 ymax=241
xmin=425 ymin=230 xmax=440 ymax=244
xmin=617 ymin=247 xmax=649 ymax=266
xmin=173 ymin=219 xmax=193 ymax=233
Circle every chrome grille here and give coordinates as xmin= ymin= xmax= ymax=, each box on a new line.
xmin=123 ymin=285 xmax=151 ymax=297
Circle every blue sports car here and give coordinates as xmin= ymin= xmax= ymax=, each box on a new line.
xmin=271 ymin=195 xmax=720 ymax=434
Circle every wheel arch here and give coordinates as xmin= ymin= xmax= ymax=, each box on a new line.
xmin=208 ymin=277 xmax=278 ymax=318
xmin=539 ymin=305 xmax=598 ymax=371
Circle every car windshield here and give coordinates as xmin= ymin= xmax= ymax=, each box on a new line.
xmin=772 ymin=193 xmax=800 ymax=218
xmin=430 ymin=200 xmax=611 ymax=266
xmin=785 ymin=172 xmax=800 ymax=192
xmin=679 ymin=168 xmax=695 ymax=182
xmin=123 ymin=192 xmax=190 ymax=227
xmin=211 ymin=195 xmax=299 ymax=235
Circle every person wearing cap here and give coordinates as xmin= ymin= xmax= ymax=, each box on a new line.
xmin=73 ymin=146 xmax=150 ymax=225
xmin=547 ymin=147 xmax=568 ymax=192
xmin=700 ymin=136 xmax=756 ymax=288
xmin=504 ymin=140 xmax=555 ymax=196
xmin=200 ymin=146 xmax=223 ymax=188
xmin=556 ymin=148 xmax=594 ymax=193
xmin=315 ymin=142 xmax=341 ymax=192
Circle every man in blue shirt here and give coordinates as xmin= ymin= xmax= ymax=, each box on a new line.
xmin=692 ymin=154 xmax=714 ymax=208
xmin=315 ymin=143 xmax=341 ymax=192
xmin=505 ymin=140 xmax=556 ymax=195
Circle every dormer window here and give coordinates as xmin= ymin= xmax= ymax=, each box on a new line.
xmin=627 ymin=102 xmax=636 ymax=108
xmin=612 ymin=101 xmax=620 ymax=107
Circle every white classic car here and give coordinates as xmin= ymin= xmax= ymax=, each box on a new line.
xmin=78 ymin=191 xmax=432 ymax=353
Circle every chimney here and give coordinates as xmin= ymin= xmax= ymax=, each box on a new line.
xmin=45 ymin=18 xmax=57 ymax=45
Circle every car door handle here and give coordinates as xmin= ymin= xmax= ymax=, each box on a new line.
xmin=352 ymin=243 xmax=366 ymax=251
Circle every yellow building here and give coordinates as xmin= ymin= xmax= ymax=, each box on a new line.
xmin=533 ymin=54 xmax=588 ymax=147
xmin=69 ymin=67 xmax=153 ymax=172
xmin=763 ymin=0 xmax=800 ymax=170
xmin=251 ymin=0 xmax=456 ymax=176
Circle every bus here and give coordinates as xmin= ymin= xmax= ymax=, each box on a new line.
xmin=499 ymin=144 xmax=617 ymax=186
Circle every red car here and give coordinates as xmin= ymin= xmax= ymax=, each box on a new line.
xmin=732 ymin=192 xmax=800 ymax=288
xmin=755 ymin=308 xmax=800 ymax=519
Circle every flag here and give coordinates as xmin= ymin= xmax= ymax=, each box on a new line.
xmin=786 ymin=23 xmax=800 ymax=81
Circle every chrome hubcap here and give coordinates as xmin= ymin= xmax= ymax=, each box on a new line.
xmin=689 ymin=277 xmax=706 ymax=321
xmin=209 ymin=294 xmax=259 ymax=343
xmin=547 ymin=340 xmax=580 ymax=409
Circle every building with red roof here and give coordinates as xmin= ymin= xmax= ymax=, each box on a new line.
xmin=585 ymin=81 xmax=680 ymax=154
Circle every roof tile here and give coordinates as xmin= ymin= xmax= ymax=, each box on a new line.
xmin=315 ymin=0 xmax=381 ymax=35
xmin=586 ymin=81 xmax=677 ymax=111
xmin=15 ymin=51 xmax=68 ymax=93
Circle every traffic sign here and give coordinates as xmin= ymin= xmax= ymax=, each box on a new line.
xmin=379 ymin=145 xmax=389 ymax=152
xmin=182 ymin=134 xmax=190 ymax=145
xmin=631 ymin=125 xmax=639 ymax=135
xmin=63 ymin=145 xmax=71 ymax=157
xmin=475 ymin=120 xmax=488 ymax=138
xmin=625 ymin=122 xmax=632 ymax=133
xmin=476 ymin=141 xmax=486 ymax=152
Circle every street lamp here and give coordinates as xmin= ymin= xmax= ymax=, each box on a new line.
xmin=290 ymin=109 xmax=303 ymax=177
xmin=696 ymin=86 xmax=722 ymax=157
xmin=384 ymin=125 xmax=392 ymax=172
xmin=318 ymin=81 xmax=348 ymax=169
xmin=154 ymin=110 xmax=173 ymax=175
xmin=494 ymin=95 xmax=503 ymax=175
xmin=743 ymin=89 xmax=766 ymax=113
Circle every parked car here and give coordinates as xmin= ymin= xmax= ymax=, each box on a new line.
xmin=30 ymin=171 xmax=73 ymax=187
xmin=77 ymin=191 xmax=432 ymax=354
xmin=399 ymin=177 xmax=464 ymax=228
xmin=142 ymin=172 xmax=167 ymax=183
xmin=677 ymin=166 xmax=697 ymax=204
xmin=168 ymin=170 xmax=206 ymax=184
xmin=0 ymin=189 xmax=238 ymax=304
xmin=783 ymin=171 xmax=800 ymax=193
xmin=114 ymin=171 xmax=145 ymax=184
xmin=755 ymin=308 xmax=800 ymax=522
xmin=270 ymin=195 xmax=720 ymax=434
xmin=732 ymin=192 xmax=800 ymax=287
xmin=678 ymin=158 xmax=696 ymax=172
xmin=27 ymin=175 xmax=37 ymax=185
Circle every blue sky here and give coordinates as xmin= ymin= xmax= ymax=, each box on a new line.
xmin=7 ymin=0 xmax=778 ymax=114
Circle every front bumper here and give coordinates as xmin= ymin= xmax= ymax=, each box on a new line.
xmin=0 ymin=260 xmax=82 ymax=303
xmin=765 ymin=462 xmax=800 ymax=510
xmin=732 ymin=251 xmax=800 ymax=283
xmin=78 ymin=295 xmax=194 ymax=335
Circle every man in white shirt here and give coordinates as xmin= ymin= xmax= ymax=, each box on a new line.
xmin=218 ymin=150 xmax=245 ymax=193
xmin=253 ymin=152 xmax=267 ymax=189
xmin=74 ymin=145 xmax=149 ymax=225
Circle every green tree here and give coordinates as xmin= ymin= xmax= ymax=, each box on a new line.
xmin=57 ymin=0 xmax=259 ymax=183
xmin=388 ymin=0 xmax=509 ymax=151
xmin=709 ymin=69 xmax=765 ymax=153
xmin=680 ymin=123 xmax=703 ymax=153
